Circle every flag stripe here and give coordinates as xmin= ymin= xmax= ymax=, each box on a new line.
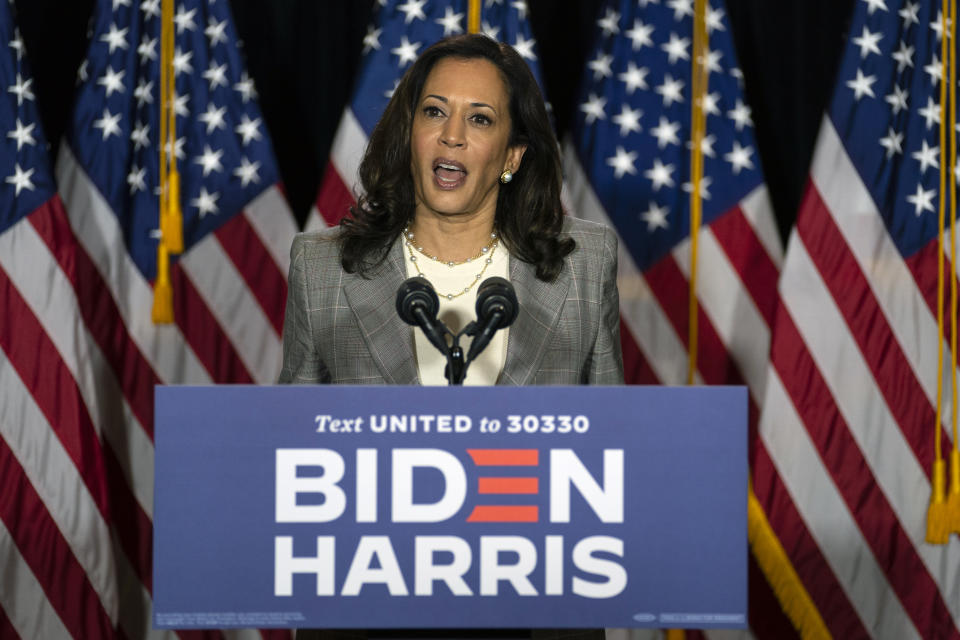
xmin=215 ymin=213 xmax=287 ymax=336
xmin=0 ymin=519 xmax=71 ymax=640
xmin=798 ymin=182 xmax=942 ymax=474
xmin=242 ymin=186 xmax=297 ymax=280
xmin=757 ymin=378 xmax=903 ymax=639
xmin=0 ymin=434 xmax=118 ymax=639
xmin=316 ymin=161 xmax=355 ymax=227
xmin=619 ymin=319 xmax=660 ymax=385
xmin=0 ymin=604 xmax=21 ymax=640
xmin=771 ymin=278 xmax=959 ymax=639
xmin=738 ymin=185 xmax=784 ymax=268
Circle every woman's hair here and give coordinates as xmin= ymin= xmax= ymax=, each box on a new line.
xmin=339 ymin=33 xmax=574 ymax=282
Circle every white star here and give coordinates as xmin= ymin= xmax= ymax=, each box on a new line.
xmin=588 ymin=52 xmax=613 ymax=79
xmin=724 ymin=141 xmax=754 ymax=174
xmin=618 ymin=61 xmax=649 ymax=94
xmin=579 ymin=92 xmax=606 ymax=124
xmin=481 ymin=21 xmax=501 ymax=40
xmin=512 ymin=0 xmax=528 ymax=19
xmin=705 ymin=5 xmax=726 ymax=33
xmin=682 ymin=175 xmax=712 ymax=200
xmin=727 ymin=98 xmax=753 ymax=130
xmin=906 ymin=183 xmax=935 ymax=216
xmin=932 ymin=11 xmax=951 ymax=41
xmin=878 ymin=128 xmax=903 ymax=158
xmin=234 ymin=157 xmax=261 ymax=187
xmin=97 ymin=65 xmax=125 ymax=97
xmin=173 ymin=93 xmax=189 ymax=117
xmin=391 ymin=36 xmax=421 ymax=67
xmin=667 ymin=0 xmax=693 ymax=20
xmin=898 ymin=1 xmax=919 ymax=27
xmin=138 ymin=35 xmax=157 ymax=63
xmin=8 ymin=74 xmax=34 ymax=105
xmin=892 ymin=41 xmax=914 ymax=72
xmin=687 ymin=133 xmax=716 ymax=157
xmin=398 ymin=0 xmax=427 ymax=24
xmin=93 ymin=108 xmax=122 ymax=140
xmin=7 ymin=119 xmax=36 ymax=150
xmin=701 ymin=48 xmax=723 ymax=74
xmin=236 ymin=114 xmax=262 ymax=145
xmin=513 ymin=33 xmax=536 ymax=60
xmin=911 ymin=139 xmax=939 ymax=173
xmin=130 ymin=121 xmax=150 ymax=150
xmin=127 ymin=165 xmax=146 ymax=194
xmin=112 ymin=0 xmax=132 ymax=10
xmin=597 ymin=8 xmax=621 ymax=36
xmin=862 ymin=0 xmax=887 ymax=14
xmin=435 ymin=6 xmax=463 ymax=36
xmin=140 ymin=0 xmax=160 ymax=18
xmin=194 ymin=145 xmax=224 ymax=177
xmin=9 ymin=28 xmax=24 ymax=60
xmin=384 ymin=78 xmax=401 ymax=99
xmin=191 ymin=187 xmax=220 ymax=218
xmin=655 ymin=74 xmax=685 ymax=107
xmin=885 ymin=85 xmax=908 ymax=114
xmin=924 ymin=53 xmax=942 ymax=86
xmin=701 ymin=91 xmax=721 ymax=116
xmin=77 ymin=60 xmax=89 ymax=83
xmin=163 ymin=136 xmax=186 ymax=160
xmin=625 ymin=19 xmax=654 ymax=50
xmin=644 ymin=158 xmax=675 ymax=191
xmin=100 ymin=22 xmax=129 ymax=53
xmin=174 ymin=5 xmax=197 ymax=32
xmin=606 ymin=146 xmax=638 ymax=179
xmin=205 ymin=17 xmax=228 ymax=46
xmin=661 ymin=32 xmax=690 ymax=64
xmin=650 ymin=116 xmax=681 ymax=148
xmin=730 ymin=66 xmax=744 ymax=85
xmin=638 ymin=0 xmax=660 ymax=6
xmin=612 ymin=104 xmax=642 ymax=136
xmin=919 ymin=97 xmax=941 ymax=129
xmin=234 ymin=72 xmax=257 ymax=102
xmin=641 ymin=202 xmax=670 ymax=231
xmin=846 ymin=68 xmax=876 ymax=100
xmin=131 ymin=80 xmax=153 ymax=110
xmin=5 ymin=163 xmax=35 ymax=196
xmin=363 ymin=26 xmax=382 ymax=53
xmin=199 ymin=104 xmax=227 ymax=133
xmin=851 ymin=25 xmax=882 ymax=58
xmin=172 ymin=47 xmax=193 ymax=76
xmin=203 ymin=62 xmax=229 ymax=90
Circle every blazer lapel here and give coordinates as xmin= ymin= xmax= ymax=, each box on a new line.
xmin=343 ymin=238 xmax=419 ymax=384
xmin=500 ymin=256 xmax=571 ymax=385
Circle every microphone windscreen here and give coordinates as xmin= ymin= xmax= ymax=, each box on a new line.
xmin=475 ymin=277 xmax=518 ymax=327
xmin=396 ymin=277 xmax=439 ymax=326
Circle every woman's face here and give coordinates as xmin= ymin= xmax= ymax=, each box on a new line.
xmin=409 ymin=57 xmax=526 ymax=225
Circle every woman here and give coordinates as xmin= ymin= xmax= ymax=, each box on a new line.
xmin=280 ymin=34 xmax=622 ymax=387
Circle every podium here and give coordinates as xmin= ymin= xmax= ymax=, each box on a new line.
xmin=153 ymin=385 xmax=747 ymax=630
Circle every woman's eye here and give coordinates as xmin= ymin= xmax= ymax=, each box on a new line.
xmin=471 ymin=114 xmax=492 ymax=126
xmin=423 ymin=105 xmax=444 ymax=118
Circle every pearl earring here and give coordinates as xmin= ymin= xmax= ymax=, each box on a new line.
xmin=499 ymin=169 xmax=513 ymax=184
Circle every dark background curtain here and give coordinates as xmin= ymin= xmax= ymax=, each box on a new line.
xmin=13 ymin=0 xmax=855 ymax=241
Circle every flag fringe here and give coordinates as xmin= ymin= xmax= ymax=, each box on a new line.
xmin=748 ymin=485 xmax=832 ymax=639
xmin=947 ymin=450 xmax=960 ymax=534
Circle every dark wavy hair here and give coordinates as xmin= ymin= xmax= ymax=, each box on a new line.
xmin=339 ymin=33 xmax=574 ymax=281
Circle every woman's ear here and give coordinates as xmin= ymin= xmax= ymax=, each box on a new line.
xmin=506 ymin=144 xmax=528 ymax=174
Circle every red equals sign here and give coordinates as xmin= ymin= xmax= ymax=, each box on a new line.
xmin=466 ymin=449 xmax=539 ymax=522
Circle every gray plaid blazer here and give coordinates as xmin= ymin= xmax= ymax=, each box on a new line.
xmin=278 ymin=216 xmax=623 ymax=385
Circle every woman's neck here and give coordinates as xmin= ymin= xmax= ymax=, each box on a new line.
xmin=408 ymin=213 xmax=496 ymax=263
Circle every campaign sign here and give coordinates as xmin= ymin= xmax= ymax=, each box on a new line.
xmin=153 ymin=385 xmax=747 ymax=629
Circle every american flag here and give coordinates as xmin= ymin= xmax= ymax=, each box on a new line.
xmin=757 ymin=0 xmax=960 ymax=637
xmin=21 ymin=0 xmax=297 ymax=637
xmin=560 ymin=0 xmax=794 ymax=637
xmin=310 ymin=0 xmax=545 ymax=230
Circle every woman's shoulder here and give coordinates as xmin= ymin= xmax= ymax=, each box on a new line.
xmin=290 ymin=226 xmax=343 ymax=263
xmin=561 ymin=215 xmax=617 ymax=257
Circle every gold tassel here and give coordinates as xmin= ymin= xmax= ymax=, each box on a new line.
xmin=152 ymin=244 xmax=174 ymax=323
xmin=927 ymin=459 xmax=949 ymax=544
xmin=947 ymin=449 xmax=960 ymax=533
xmin=163 ymin=168 xmax=184 ymax=253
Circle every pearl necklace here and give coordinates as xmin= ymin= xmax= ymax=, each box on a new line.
xmin=403 ymin=227 xmax=499 ymax=300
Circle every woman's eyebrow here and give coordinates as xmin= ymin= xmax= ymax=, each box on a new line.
xmin=423 ymin=94 xmax=497 ymax=113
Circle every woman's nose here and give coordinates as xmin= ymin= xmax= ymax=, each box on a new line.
xmin=439 ymin=117 xmax=465 ymax=147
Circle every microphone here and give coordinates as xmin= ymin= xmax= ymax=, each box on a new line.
xmin=396 ymin=277 xmax=449 ymax=355
xmin=466 ymin=277 xmax=518 ymax=363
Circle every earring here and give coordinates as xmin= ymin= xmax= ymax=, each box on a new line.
xmin=499 ymin=169 xmax=513 ymax=184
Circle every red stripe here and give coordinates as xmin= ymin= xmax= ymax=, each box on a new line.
xmin=0 ymin=261 xmax=111 ymax=521
xmin=709 ymin=205 xmax=780 ymax=327
xmin=753 ymin=442 xmax=870 ymax=638
xmin=29 ymin=198 xmax=159 ymax=438
xmin=0 ymin=436 xmax=118 ymax=640
xmin=102 ymin=441 xmax=154 ymax=592
xmin=477 ymin=477 xmax=539 ymax=494
xmin=172 ymin=262 xmax=254 ymax=383
xmin=466 ymin=506 xmax=538 ymax=522
xmin=771 ymin=306 xmax=960 ymax=639
xmin=316 ymin=161 xmax=356 ymax=226
xmin=0 ymin=603 xmax=22 ymax=640
xmin=619 ymin=318 xmax=660 ymax=385
xmin=903 ymin=229 xmax=959 ymax=348
xmin=799 ymin=183 xmax=941 ymax=476
xmin=214 ymin=213 xmax=287 ymax=336
xmin=468 ymin=449 xmax=539 ymax=466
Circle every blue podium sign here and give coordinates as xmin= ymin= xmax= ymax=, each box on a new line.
xmin=153 ymin=385 xmax=747 ymax=630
